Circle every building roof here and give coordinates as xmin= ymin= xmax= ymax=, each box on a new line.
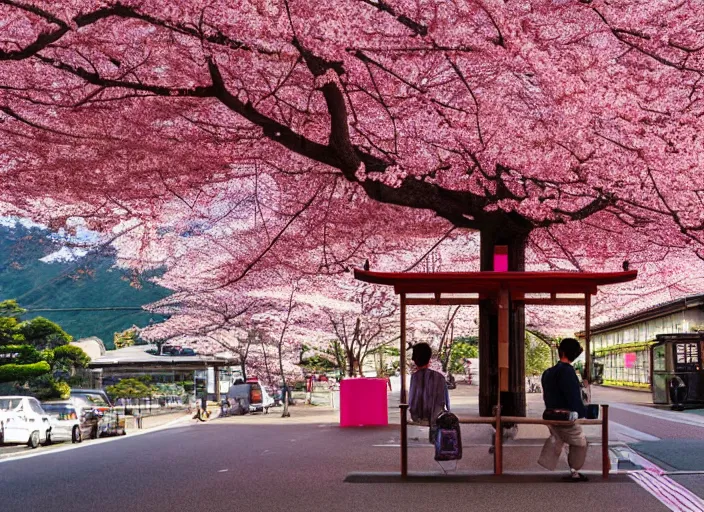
xmin=655 ymin=332 xmax=704 ymax=343
xmin=88 ymin=344 xmax=238 ymax=369
xmin=71 ymin=337 xmax=106 ymax=361
xmin=354 ymin=269 xmax=637 ymax=295
xmin=584 ymin=293 xmax=704 ymax=335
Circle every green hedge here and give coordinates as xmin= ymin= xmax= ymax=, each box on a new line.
xmin=0 ymin=361 xmax=51 ymax=383
xmin=594 ymin=341 xmax=656 ymax=357
xmin=602 ymin=379 xmax=651 ymax=389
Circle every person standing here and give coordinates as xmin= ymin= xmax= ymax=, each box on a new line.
xmin=408 ymin=343 xmax=449 ymax=443
xmin=538 ymin=338 xmax=589 ymax=481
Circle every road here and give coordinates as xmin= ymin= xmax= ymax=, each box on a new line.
xmin=1 ymin=386 xmax=702 ymax=512
xmin=0 ymin=415 xmax=667 ymax=512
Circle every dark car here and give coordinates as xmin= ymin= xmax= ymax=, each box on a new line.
xmin=70 ymin=389 xmax=113 ymax=413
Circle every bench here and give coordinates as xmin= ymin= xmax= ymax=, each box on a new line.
xmin=457 ymin=404 xmax=610 ymax=478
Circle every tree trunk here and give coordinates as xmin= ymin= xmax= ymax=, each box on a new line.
xmin=261 ymin=336 xmax=273 ymax=385
xmin=346 ymin=350 xmax=357 ymax=378
xmin=278 ymin=340 xmax=290 ymax=418
xmin=478 ymin=224 xmax=529 ymax=417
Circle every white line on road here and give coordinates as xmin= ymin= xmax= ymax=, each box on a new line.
xmin=611 ymin=421 xmax=661 ymax=442
xmin=218 ymin=469 xmax=229 ymax=473
xmin=0 ymin=414 xmax=192 ymax=465
xmin=626 ymin=451 xmax=704 ymax=512
xmin=610 ymin=403 xmax=704 ymax=429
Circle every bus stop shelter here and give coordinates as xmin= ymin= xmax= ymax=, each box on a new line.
xmin=354 ymin=268 xmax=637 ymax=477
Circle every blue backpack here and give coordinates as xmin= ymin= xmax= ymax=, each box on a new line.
xmin=434 ymin=411 xmax=462 ymax=461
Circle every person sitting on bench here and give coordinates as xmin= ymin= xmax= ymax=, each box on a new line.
xmin=408 ymin=343 xmax=449 ymax=443
xmin=538 ymin=338 xmax=589 ymax=481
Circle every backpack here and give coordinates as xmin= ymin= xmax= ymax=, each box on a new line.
xmin=434 ymin=411 xmax=462 ymax=461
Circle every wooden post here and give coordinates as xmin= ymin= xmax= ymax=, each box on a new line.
xmin=214 ymin=366 xmax=221 ymax=402
xmin=498 ymin=289 xmax=509 ymax=392
xmin=400 ymin=293 xmax=408 ymax=479
xmin=494 ymin=404 xmax=503 ymax=475
xmin=602 ymin=404 xmax=610 ymax=479
xmin=585 ymin=294 xmax=591 ymax=382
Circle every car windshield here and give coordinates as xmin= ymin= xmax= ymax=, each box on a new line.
xmin=42 ymin=405 xmax=78 ymax=420
xmin=73 ymin=394 xmax=109 ymax=407
xmin=0 ymin=398 xmax=22 ymax=411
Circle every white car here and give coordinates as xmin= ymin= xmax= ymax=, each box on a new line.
xmin=0 ymin=396 xmax=52 ymax=448
xmin=42 ymin=402 xmax=91 ymax=443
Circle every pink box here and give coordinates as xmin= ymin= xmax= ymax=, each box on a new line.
xmin=340 ymin=378 xmax=388 ymax=427
xmin=494 ymin=247 xmax=509 ymax=271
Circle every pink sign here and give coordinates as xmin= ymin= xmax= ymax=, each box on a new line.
xmin=340 ymin=378 xmax=388 ymax=427
xmin=494 ymin=246 xmax=509 ymax=271
xmin=624 ymin=352 xmax=636 ymax=368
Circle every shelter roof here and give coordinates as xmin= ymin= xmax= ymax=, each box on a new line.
xmin=88 ymin=344 xmax=238 ymax=369
xmin=354 ymin=269 xmax=637 ymax=296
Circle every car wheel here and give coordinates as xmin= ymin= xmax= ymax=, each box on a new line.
xmin=90 ymin=425 xmax=98 ymax=440
xmin=28 ymin=430 xmax=40 ymax=449
xmin=72 ymin=425 xmax=82 ymax=444
xmin=0 ymin=422 xmax=4 ymax=444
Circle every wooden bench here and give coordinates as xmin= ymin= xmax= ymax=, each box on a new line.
xmin=456 ymin=404 xmax=610 ymax=478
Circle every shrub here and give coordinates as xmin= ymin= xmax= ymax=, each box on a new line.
xmin=0 ymin=361 xmax=51 ymax=383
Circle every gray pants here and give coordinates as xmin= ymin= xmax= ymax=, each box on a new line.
xmin=538 ymin=424 xmax=588 ymax=471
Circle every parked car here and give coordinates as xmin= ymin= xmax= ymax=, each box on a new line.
xmin=245 ymin=378 xmax=275 ymax=413
xmin=70 ymin=389 xmax=112 ymax=413
xmin=97 ymin=410 xmax=127 ymax=437
xmin=70 ymin=389 xmax=126 ymax=436
xmin=42 ymin=401 xmax=100 ymax=442
xmin=161 ymin=345 xmax=181 ymax=355
xmin=0 ymin=396 xmax=51 ymax=448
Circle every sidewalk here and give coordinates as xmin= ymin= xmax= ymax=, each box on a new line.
xmin=125 ymin=409 xmax=192 ymax=430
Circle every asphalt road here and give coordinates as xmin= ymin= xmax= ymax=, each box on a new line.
xmin=0 ymin=416 xmax=667 ymax=512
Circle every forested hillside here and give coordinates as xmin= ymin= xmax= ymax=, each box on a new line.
xmin=0 ymin=222 xmax=169 ymax=349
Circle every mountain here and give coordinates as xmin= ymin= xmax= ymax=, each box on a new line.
xmin=0 ymin=222 xmax=170 ymax=349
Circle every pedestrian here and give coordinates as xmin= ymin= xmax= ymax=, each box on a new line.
xmin=538 ymin=338 xmax=589 ymax=481
xmin=408 ymin=343 xmax=449 ymax=443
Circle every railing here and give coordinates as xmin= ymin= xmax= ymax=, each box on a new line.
xmin=457 ymin=404 xmax=610 ymax=478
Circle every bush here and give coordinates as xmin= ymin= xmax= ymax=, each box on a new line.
xmin=0 ymin=361 xmax=51 ymax=383
xmin=52 ymin=344 xmax=91 ymax=368
xmin=33 ymin=378 xmax=71 ymax=400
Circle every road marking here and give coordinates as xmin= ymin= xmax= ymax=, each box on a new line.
xmin=0 ymin=413 xmax=191 ymax=465
xmin=611 ymin=421 xmax=661 ymax=442
xmin=610 ymin=404 xmax=704 ymax=429
xmin=626 ymin=450 xmax=704 ymax=512
xmin=218 ymin=469 xmax=229 ymax=473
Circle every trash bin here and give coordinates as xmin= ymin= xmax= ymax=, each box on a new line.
xmin=340 ymin=378 xmax=388 ymax=427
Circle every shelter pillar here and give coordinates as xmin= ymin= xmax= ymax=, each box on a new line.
xmin=478 ymin=229 xmax=528 ymax=417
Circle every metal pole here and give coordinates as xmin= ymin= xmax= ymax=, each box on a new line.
xmin=585 ymin=294 xmax=592 ymax=382
xmin=602 ymin=404 xmax=609 ymax=479
xmin=400 ymin=293 xmax=408 ymax=479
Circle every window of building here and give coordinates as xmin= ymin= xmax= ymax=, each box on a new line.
xmin=674 ymin=343 xmax=700 ymax=372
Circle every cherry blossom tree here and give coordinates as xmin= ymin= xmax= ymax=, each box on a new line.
xmin=322 ymin=278 xmax=398 ymax=377
xmin=3 ymin=0 xmax=704 ymax=414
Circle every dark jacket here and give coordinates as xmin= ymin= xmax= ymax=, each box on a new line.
xmin=541 ymin=362 xmax=587 ymax=418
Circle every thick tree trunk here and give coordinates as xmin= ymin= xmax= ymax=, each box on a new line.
xmin=478 ymin=225 xmax=528 ymax=417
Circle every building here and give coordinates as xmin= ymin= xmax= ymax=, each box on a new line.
xmin=88 ymin=344 xmax=239 ymax=400
xmin=578 ymin=294 xmax=704 ymax=390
